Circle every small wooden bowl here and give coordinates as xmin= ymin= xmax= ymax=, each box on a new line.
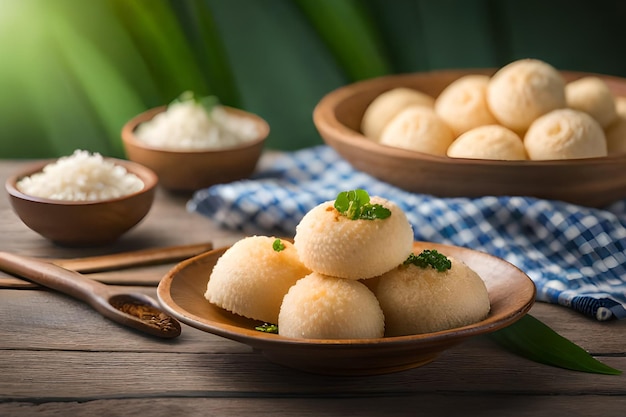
xmin=122 ymin=106 xmax=269 ymax=193
xmin=313 ymin=69 xmax=626 ymax=207
xmin=5 ymin=159 xmax=158 ymax=246
xmin=157 ymin=241 xmax=535 ymax=376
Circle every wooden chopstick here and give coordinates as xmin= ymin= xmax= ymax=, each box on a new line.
xmin=51 ymin=241 xmax=214 ymax=273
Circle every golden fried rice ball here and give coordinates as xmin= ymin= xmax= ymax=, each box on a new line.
xmin=447 ymin=125 xmax=527 ymax=160
xmin=379 ymin=106 xmax=455 ymax=156
xmin=205 ymin=236 xmax=311 ymax=324
xmin=566 ymin=76 xmax=617 ymax=128
xmin=604 ymin=96 xmax=626 ymax=155
xmin=487 ymin=59 xmax=566 ymax=133
xmin=361 ymin=87 xmax=435 ymax=141
xmin=373 ymin=255 xmax=490 ymax=336
xmin=434 ymin=74 xmax=498 ymax=136
xmin=294 ymin=196 xmax=414 ymax=280
xmin=278 ymin=272 xmax=385 ymax=339
xmin=524 ymin=108 xmax=607 ymax=160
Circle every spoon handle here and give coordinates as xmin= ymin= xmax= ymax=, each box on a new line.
xmin=0 ymin=251 xmax=106 ymax=304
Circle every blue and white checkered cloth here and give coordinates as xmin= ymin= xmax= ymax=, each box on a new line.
xmin=188 ymin=145 xmax=626 ymax=321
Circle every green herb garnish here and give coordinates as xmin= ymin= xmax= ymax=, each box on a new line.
xmin=404 ymin=250 xmax=452 ymax=272
xmin=170 ymin=91 xmax=219 ymax=115
xmin=334 ymin=189 xmax=391 ymax=220
xmin=272 ymin=238 xmax=285 ymax=252
xmin=255 ymin=323 xmax=278 ymax=334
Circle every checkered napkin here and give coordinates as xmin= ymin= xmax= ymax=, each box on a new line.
xmin=188 ymin=145 xmax=626 ymax=321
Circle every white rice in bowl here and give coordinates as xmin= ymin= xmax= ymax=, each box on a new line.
xmin=134 ymin=98 xmax=260 ymax=150
xmin=16 ymin=150 xmax=144 ymax=201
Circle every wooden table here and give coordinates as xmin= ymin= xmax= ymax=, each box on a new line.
xmin=0 ymin=159 xmax=624 ymax=417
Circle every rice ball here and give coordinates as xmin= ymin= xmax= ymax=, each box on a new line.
xmin=604 ymin=96 xmax=626 ymax=155
xmin=373 ymin=254 xmax=490 ymax=336
xmin=434 ymin=74 xmax=499 ymax=136
xmin=447 ymin=125 xmax=527 ymax=160
xmin=524 ymin=108 xmax=608 ymax=160
xmin=379 ymin=106 xmax=455 ymax=156
xmin=205 ymin=236 xmax=311 ymax=324
xmin=278 ymin=272 xmax=385 ymax=339
xmin=487 ymin=59 xmax=566 ymax=133
xmin=294 ymin=196 xmax=414 ymax=280
xmin=361 ymin=87 xmax=435 ymax=141
xmin=566 ymin=76 xmax=617 ymax=128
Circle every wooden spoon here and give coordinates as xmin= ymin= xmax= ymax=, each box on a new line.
xmin=0 ymin=251 xmax=182 ymax=338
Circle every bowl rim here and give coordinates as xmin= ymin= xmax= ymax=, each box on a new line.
xmin=121 ymin=105 xmax=270 ymax=155
xmin=157 ymin=241 xmax=536 ymax=349
xmin=313 ymin=68 xmax=626 ymax=167
xmin=5 ymin=157 xmax=159 ymax=206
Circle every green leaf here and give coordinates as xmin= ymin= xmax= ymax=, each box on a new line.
xmin=488 ymin=314 xmax=622 ymax=375
xmin=334 ymin=189 xmax=391 ymax=220
xmin=294 ymin=0 xmax=392 ymax=80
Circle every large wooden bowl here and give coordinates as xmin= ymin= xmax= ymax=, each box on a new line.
xmin=313 ymin=69 xmax=626 ymax=207
xmin=157 ymin=241 xmax=535 ymax=376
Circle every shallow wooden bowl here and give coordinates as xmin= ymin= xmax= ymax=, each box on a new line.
xmin=122 ymin=106 xmax=269 ymax=193
xmin=313 ymin=69 xmax=626 ymax=207
xmin=5 ymin=158 xmax=157 ymax=247
xmin=157 ymin=241 xmax=535 ymax=376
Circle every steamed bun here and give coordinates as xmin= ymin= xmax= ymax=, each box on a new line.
xmin=434 ymin=74 xmax=498 ymax=136
xmin=566 ymin=76 xmax=617 ymax=128
xmin=373 ymin=254 xmax=490 ymax=336
xmin=447 ymin=125 xmax=527 ymax=160
xmin=604 ymin=96 xmax=626 ymax=155
xmin=278 ymin=272 xmax=385 ymax=339
xmin=487 ymin=59 xmax=566 ymax=133
xmin=205 ymin=236 xmax=310 ymax=323
xmin=379 ymin=106 xmax=455 ymax=156
xmin=294 ymin=196 xmax=414 ymax=280
xmin=524 ymin=108 xmax=607 ymax=160
xmin=361 ymin=88 xmax=435 ymax=141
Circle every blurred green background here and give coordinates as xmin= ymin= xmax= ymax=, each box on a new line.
xmin=2 ymin=0 xmax=626 ymax=158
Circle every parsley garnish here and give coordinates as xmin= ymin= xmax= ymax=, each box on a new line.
xmin=170 ymin=91 xmax=219 ymax=114
xmin=404 ymin=250 xmax=452 ymax=272
xmin=272 ymin=238 xmax=285 ymax=252
xmin=255 ymin=323 xmax=278 ymax=333
xmin=334 ymin=189 xmax=391 ymax=220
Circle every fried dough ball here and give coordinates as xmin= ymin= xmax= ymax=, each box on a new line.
xmin=434 ymin=74 xmax=498 ymax=136
xmin=278 ymin=272 xmax=385 ymax=339
xmin=294 ymin=196 xmax=414 ymax=280
xmin=205 ymin=236 xmax=311 ymax=324
xmin=379 ymin=106 xmax=455 ymax=156
xmin=604 ymin=96 xmax=626 ymax=155
xmin=487 ymin=59 xmax=566 ymax=133
xmin=373 ymin=255 xmax=490 ymax=336
xmin=446 ymin=125 xmax=527 ymax=160
xmin=566 ymin=76 xmax=617 ymax=128
xmin=524 ymin=108 xmax=607 ymax=160
xmin=361 ymin=87 xmax=435 ymax=141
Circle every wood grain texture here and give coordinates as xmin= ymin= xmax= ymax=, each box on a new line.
xmin=0 ymin=158 xmax=624 ymax=416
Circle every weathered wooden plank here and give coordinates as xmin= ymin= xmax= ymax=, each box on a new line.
xmin=0 ymin=348 xmax=623 ymax=400
xmin=2 ymin=396 xmax=626 ymax=417
xmin=1 ymin=289 xmax=623 ymax=354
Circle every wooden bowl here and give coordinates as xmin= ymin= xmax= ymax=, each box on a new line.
xmin=122 ymin=106 xmax=269 ymax=193
xmin=313 ymin=69 xmax=626 ymax=207
xmin=157 ymin=241 xmax=536 ymax=376
xmin=5 ymin=158 xmax=157 ymax=246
